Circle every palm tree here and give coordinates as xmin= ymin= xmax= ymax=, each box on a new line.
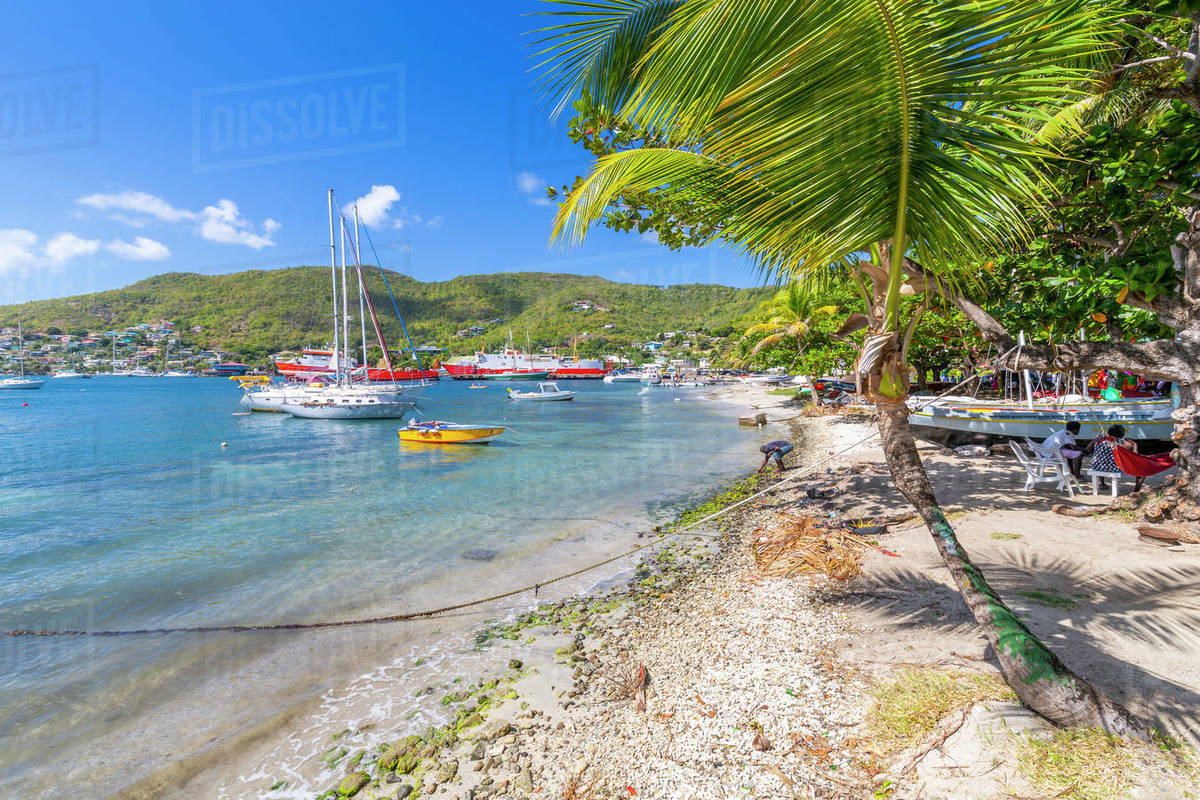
xmin=535 ymin=0 xmax=1146 ymax=736
xmin=739 ymin=284 xmax=837 ymax=366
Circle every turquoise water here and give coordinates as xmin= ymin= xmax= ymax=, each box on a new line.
xmin=0 ymin=377 xmax=764 ymax=795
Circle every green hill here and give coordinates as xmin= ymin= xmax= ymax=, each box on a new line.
xmin=0 ymin=268 xmax=772 ymax=364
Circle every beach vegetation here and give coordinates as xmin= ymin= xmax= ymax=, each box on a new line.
xmin=866 ymin=668 xmax=1015 ymax=756
xmin=534 ymin=0 xmax=1164 ymax=735
xmin=1010 ymin=727 xmax=1187 ymax=800
xmin=1017 ymin=588 xmax=1080 ymax=610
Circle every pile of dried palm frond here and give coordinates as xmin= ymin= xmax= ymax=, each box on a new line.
xmin=752 ymin=514 xmax=881 ymax=580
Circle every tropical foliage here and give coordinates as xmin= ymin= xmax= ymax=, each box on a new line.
xmin=735 ymin=285 xmax=837 ymax=365
xmin=535 ymin=0 xmax=1150 ymax=735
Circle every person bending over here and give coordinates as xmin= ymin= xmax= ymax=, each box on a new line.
xmin=758 ymin=440 xmax=794 ymax=474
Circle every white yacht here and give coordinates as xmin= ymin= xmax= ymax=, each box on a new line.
xmin=279 ymin=393 xmax=416 ymax=419
xmin=0 ymin=323 xmax=46 ymax=390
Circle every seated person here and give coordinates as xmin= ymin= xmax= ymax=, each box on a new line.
xmin=1042 ymin=421 xmax=1083 ymax=478
xmin=1086 ymin=424 xmax=1144 ymax=491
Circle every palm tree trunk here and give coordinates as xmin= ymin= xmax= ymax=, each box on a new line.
xmin=874 ymin=399 xmax=1149 ymax=738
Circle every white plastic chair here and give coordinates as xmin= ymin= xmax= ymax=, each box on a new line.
xmin=1010 ymin=442 xmax=1079 ymax=497
xmin=1084 ymin=468 xmax=1122 ymax=497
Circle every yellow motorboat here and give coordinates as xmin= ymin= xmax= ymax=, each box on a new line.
xmin=398 ymin=420 xmax=506 ymax=444
xmin=230 ymin=375 xmax=271 ymax=388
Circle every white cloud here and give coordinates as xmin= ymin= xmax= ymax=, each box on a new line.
xmin=198 ymin=199 xmax=276 ymax=249
xmin=45 ymin=232 xmax=100 ymax=265
xmin=516 ymin=171 xmax=543 ymax=194
xmin=346 ymin=184 xmax=400 ymax=227
xmin=516 ymin=171 xmax=554 ymax=207
xmin=0 ymin=229 xmax=39 ymax=274
xmin=640 ymin=230 xmax=659 ymax=244
xmin=76 ymin=190 xmax=277 ymax=250
xmin=0 ymin=229 xmax=106 ymax=274
xmin=106 ymin=236 xmax=170 ymax=261
xmin=78 ymin=190 xmax=196 ymax=223
xmin=426 ymin=215 xmax=444 ymax=229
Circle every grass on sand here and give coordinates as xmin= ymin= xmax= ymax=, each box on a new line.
xmin=1014 ymin=728 xmax=1198 ymax=800
xmin=866 ymin=668 xmax=1015 ymax=755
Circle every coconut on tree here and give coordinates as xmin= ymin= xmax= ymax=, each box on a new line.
xmin=535 ymin=0 xmax=1148 ymax=735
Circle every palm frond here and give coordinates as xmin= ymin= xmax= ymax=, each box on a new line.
xmin=531 ymin=0 xmax=682 ymax=117
xmin=542 ymin=0 xmax=1119 ymax=308
xmin=748 ymin=331 xmax=789 ymax=356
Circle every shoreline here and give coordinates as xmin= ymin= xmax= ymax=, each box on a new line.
xmin=65 ymin=385 xmax=1200 ymax=798
xmin=107 ymin=386 xmax=792 ymax=799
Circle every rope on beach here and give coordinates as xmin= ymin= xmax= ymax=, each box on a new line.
xmin=7 ymin=367 xmax=1001 ymax=639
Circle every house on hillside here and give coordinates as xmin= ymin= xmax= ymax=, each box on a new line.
xmin=642 ymin=341 xmax=664 ymax=352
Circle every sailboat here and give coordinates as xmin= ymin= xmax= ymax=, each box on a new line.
xmin=0 ymin=322 xmax=46 ymax=390
xmin=267 ymin=192 xmax=415 ymax=421
xmin=52 ymin=345 xmax=92 ymax=379
xmin=162 ymin=341 xmax=196 ymax=377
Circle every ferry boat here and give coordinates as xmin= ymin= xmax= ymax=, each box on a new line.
xmin=204 ymin=362 xmax=250 ymax=377
xmin=357 ymin=365 xmax=442 ymax=382
xmin=274 ymin=349 xmax=357 ymax=378
xmin=442 ymin=349 xmax=609 ymax=380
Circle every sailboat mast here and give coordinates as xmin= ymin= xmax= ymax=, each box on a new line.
xmin=17 ymin=320 xmax=24 ymax=379
xmin=355 ymin=207 xmax=369 ymax=378
xmin=327 ymin=189 xmax=340 ymax=384
xmin=1018 ymin=330 xmax=1033 ymax=410
xmin=340 ymin=214 xmax=351 ymax=387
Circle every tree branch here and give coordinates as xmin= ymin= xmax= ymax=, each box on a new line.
xmin=1044 ymin=232 xmax=1119 ymax=251
xmin=902 ymin=258 xmax=1195 ymax=380
xmin=1156 ymin=180 xmax=1200 ymax=202
xmin=1127 ymin=25 xmax=1197 ymax=60
xmin=1113 ymin=54 xmax=1187 ymax=72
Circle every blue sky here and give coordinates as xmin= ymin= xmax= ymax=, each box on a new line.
xmin=0 ymin=1 xmax=759 ymax=305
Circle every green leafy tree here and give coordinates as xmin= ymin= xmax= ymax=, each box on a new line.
xmin=535 ymin=0 xmax=1144 ymax=734
xmin=736 ymin=285 xmax=837 ymax=368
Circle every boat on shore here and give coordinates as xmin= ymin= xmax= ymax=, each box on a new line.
xmin=507 ymin=382 xmax=576 ymax=402
xmin=398 ymin=419 xmax=506 ymax=444
xmin=908 ymin=397 xmax=1175 ymax=447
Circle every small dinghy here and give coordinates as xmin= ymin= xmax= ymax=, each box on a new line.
xmin=398 ymin=419 xmax=506 ymax=444
xmin=507 ymin=382 xmax=576 ymax=402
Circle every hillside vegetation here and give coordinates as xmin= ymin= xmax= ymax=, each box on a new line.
xmin=0 ymin=268 xmax=772 ymax=362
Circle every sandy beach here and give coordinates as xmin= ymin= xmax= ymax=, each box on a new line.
xmin=142 ymin=386 xmax=1199 ymax=799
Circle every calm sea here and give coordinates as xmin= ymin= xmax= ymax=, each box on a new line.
xmin=0 ymin=377 xmax=768 ymax=796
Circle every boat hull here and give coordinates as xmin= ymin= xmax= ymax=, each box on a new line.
xmin=398 ymin=424 xmax=505 ymax=444
xmin=280 ymin=400 xmax=415 ymax=419
xmin=363 ymin=367 xmax=441 ymax=382
xmin=908 ymin=403 xmax=1175 ymax=448
xmin=0 ymin=379 xmax=45 ymax=390
xmin=481 ymin=371 xmax=550 ymax=381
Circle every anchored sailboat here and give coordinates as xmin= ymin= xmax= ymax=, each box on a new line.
xmin=0 ymin=322 xmax=46 ymax=390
